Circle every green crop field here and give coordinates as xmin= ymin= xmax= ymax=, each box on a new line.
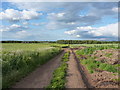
xmin=2 ymin=43 xmax=68 ymax=51
xmin=70 ymin=44 xmax=118 ymax=48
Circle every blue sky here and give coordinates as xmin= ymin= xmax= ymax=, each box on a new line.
xmin=0 ymin=2 xmax=119 ymax=41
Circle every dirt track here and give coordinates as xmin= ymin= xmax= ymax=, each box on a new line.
xmin=12 ymin=48 xmax=92 ymax=88
xmin=12 ymin=51 xmax=65 ymax=88
xmin=12 ymin=48 xmax=108 ymax=88
xmin=66 ymin=49 xmax=94 ymax=88
xmin=66 ymin=50 xmax=86 ymax=88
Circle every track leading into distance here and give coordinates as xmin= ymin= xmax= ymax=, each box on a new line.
xmin=66 ymin=48 xmax=94 ymax=88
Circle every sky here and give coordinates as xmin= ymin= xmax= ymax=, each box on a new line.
xmin=0 ymin=1 xmax=119 ymax=41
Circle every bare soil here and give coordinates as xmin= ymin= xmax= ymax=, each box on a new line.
xmin=66 ymin=49 xmax=86 ymax=88
xmin=90 ymin=49 xmax=119 ymax=88
xmin=12 ymin=51 xmax=65 ymax=88
xmin=92 ymin=49 xmax=119 ymax=65
xmin=71 ymin=47 xmax=119 ymax=88
xmin=91 ymin=71 xmax=118 ymax=88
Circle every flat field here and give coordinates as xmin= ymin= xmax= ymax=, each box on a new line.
xmin=1 ymin=43 xmax=119 ymax=88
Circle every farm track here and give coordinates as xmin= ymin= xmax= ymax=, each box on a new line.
xmin=12 ymin=50 xmax=65 ymax=88
xmin=66 ymin=48 xmax=94 ymax=88
xmin=11 ymin=48 xmax=94 ymax=89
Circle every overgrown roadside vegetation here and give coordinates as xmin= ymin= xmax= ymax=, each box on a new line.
xmin=46 ymin=51 xmax=70 ymax=89
xmin=2 ymin=48 xmax=61 ymax=88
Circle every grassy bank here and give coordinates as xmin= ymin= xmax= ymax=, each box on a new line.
xmin=2 ymin=48 xmax=61 ymax=88
xmin=46 ymin=52 xmax=70 ymax=89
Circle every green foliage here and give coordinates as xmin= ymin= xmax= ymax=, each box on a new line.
xmin=112 ymin=78 xmax=120 ymax=82
xmin=81 ymin=58 xmax=117 ymax=73
xmin=76 ymin=45 xmax=118 ymax=56
xmin=76 ymin=45 xmax=118 ymax=73
xmin=99 ymin=63 xmax=108 ymax=70
xmin=46 ymin=52 xmax=69 ymax=89
xmin=105 ymin=53 xmax=113 ymax=57
xmin=104 ymin=64 xmax=116 ymax=73
xmin=81 ymin=59 xmax=99 ymax=73
xmin=62 ymin=52 xmax=70 ymax=62
xmin=2 ymin=48 xmax=61 ymax=88
xmin=56 ymin=40 xmax=120 ymax=44
xmin=98 ymin=61 xmax=117 ymax=73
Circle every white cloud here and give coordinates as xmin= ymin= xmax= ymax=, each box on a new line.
xmin=22 ymin=21 xmax=29 ymax=25
xmin=22 ymin=10 xmax=41 ymax=20
xmin=48 ymin=12 xmax=65 ymax=19
xmin=67 ymin=22 xmax=76 ymax=25
xmin=57 ymin=13 xmax=65 ymax=17
xmin=0 ymin=25 xmax=10 ymax=32
xmin=112 ymin=7 xmax=118 ymax=12
xmin=64 ymin=30 xmax=76 ymax=35
xmin=76 ymin=26 xmax=93 ymax=30
xmin=10 ymin=24 xmax=21 ymax=28
xmin=3 ymin=2 xmax=117 ymax=29
xmin=31 ymin=22 xmax=46 ymax=26
xmin=76 ymin=35 xmax=81 ymax=37
xmin=0 ymin=9 xmax=21 ymax=21
xmin=1 ymin=2 xmax=118 ymax=41
xmin=4 ymin=0 xmax=120 ymax=2
xmin=65 ymin=23 xmax=118 ymax=40
xmin=15 ymin=30 xmax=31 ymax=39
xmin=0 ymin=24 xmax=29 ymax=32
xmin=112 ymin=7 xmax=120 ymax=13
xmin=0 ymin=9 xmax=42 ymax=21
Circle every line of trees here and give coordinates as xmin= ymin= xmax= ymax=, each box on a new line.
xmin=1 ymin=40 xmax=120 ymax=44
xmin=1 ymin=41 xmax=56 ymax=43
xmin=56 ymin=40 xmax=120 ymax=44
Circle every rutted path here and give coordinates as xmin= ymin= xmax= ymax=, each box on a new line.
xmin=12 ymin=48 xmax=93 ymax=88
xmin=66 ymin=49 xmax=86 ymax=88
xmin=66 ymin=48 xmax=93 ymax=88
xmin=12 ymin=51 xmax=65 ymax=88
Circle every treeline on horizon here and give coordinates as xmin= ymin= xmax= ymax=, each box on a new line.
xmin=1 ymin=40 xmax=120 ymax=44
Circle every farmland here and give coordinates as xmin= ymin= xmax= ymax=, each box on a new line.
xmin=74 ymin=44 xmax=119 ymax=88
xmin=1 ymin=43 xmax=119 ymax=89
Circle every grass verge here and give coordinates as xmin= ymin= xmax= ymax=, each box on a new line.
xmin=2 ymin=48 xmax=61 ymax=88
xmin=46 ymin=51 xmax=70 ymax=89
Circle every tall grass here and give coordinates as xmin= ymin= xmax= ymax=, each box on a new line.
xmin=2 ymin=48 xmax=61 ymax=88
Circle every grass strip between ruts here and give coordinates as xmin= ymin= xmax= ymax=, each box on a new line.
xmin=46 ymin=51 xmax=70 ymax=89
